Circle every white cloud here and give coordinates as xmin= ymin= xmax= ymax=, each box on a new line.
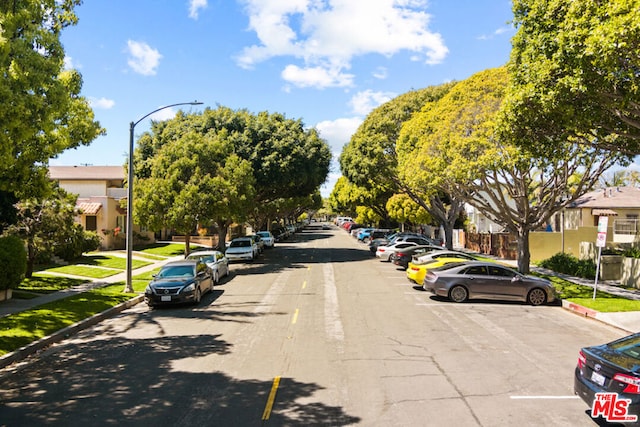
xmin=149 ymin=107 xmax=178 ymax=122
xmin=63 ymin=55 xmax=75 ymax=70
xmin=349 ymin=90 xmax=396 ymax=116
xmin=188 ymin=0 xmax=207 ymax=19
xmin=315 ymin=117 xmax=362 ymax=154
xmin=315 ymin=117 xmax=362 ymax=197
xmin=237 ymin=0 xmax=448 ymax=89
xmin=477 ymin=25 xmax=514 ymax=40
xmin=89 ymin=97 xmax=115 ymax=109
xmin=372 ymin=67 xmax=388 ymax=80
xmin=126 ymin=40 xmax=162 ymax=76
xmin=281 ymin=64 xmax=354 ymax=88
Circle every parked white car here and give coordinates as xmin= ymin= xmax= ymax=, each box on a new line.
xmin=225 ymin=237 xmax=259 ymax=262
xmin=256 ymin=231 xmax=275 ymax=248
xmin=375 ymin=241 xmax=419 ymax=262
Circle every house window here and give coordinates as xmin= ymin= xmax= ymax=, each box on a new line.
xmin=86 ymin=215 xmax=97 ymax=231
xmin=116 ymin=215 xmax=126 ymax=233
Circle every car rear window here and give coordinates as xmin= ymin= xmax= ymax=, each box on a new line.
xmin=610 ymin=335 xmax=640 ymax=359
xmin=230 ymin=240 xmax=250 ymax=247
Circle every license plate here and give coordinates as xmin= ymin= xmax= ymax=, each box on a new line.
xmin=161 ymin=295 xmax=171 ymax=302
xmin=591 ymin=371 xmax=606 ymax=386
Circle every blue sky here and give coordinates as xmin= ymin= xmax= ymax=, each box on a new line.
xmin=51 ymin=0 xmax=519 ymax=196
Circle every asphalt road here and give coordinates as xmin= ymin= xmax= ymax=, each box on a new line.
xmin=0 ymin=225 xmax=628 ymax=426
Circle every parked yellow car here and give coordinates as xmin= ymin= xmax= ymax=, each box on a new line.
xmin=406 ymin=255 xmax=476 ymax=284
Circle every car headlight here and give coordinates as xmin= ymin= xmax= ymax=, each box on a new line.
xmin=145 ymin=285 xmax=153 ymax=294
xmin=183 ymin=283 xmax=196 ymax=292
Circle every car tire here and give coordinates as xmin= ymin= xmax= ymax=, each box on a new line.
xmin=449 ymin=285 xmax=468 ymax=303
xmin=527 ymin=288 xmax=546 ymax=306
xmin=194 ymin=288 xmax=202 ymax=305
xmin=213 ymin=271 xmax=219 ymax=285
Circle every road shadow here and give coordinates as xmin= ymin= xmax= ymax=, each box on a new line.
xmin=0 ymin=333 xmax=360 ymax=426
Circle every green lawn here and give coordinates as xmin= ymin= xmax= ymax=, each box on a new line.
xmin=76 ymin=254 xmax=151 ymax=270
xmin=135 ymin=242 xmax=197 ymax=257
xmin=40 ymin=265 xmax=121 ymax=279
xmin=0 ymin=284 xmax=137 ymax=357
xmin=17 ymin=275 xmax=87 ymax=294
xmin=543 ymin=275 xmax=640 ymax=312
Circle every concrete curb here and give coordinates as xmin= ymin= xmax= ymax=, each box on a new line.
xmin=0 ymin=294 xmax=144 ymax=370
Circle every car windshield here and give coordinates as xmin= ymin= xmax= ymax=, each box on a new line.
xmin=230 ymin=240 xmax=250 ymax=248
xmin=157 ymin=265 xmax=195 ymax=278
xmin=257 ymin=232 xmax=269 ymax=238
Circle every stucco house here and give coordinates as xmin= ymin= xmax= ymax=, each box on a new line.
xmin=566 ymin=186 xmax=640 ymax=245
xmin=48 ymin=165 xmax=154 ymax=250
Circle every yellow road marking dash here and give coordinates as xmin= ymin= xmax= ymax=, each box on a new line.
xmin=262 ymin=376 xmax=281 ymax=420
xmin=302 ymin=281 xmax=307 ymax=289
xmin=292 ymin=308 xmax=299 ymax=324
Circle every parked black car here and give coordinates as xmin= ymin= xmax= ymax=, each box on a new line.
xmin=575 ymin=332 xmax=640 ymax=423
xmin=144 ymin=260 xmax=213 ymax=307
xmin=389 ymin=245 xmax=444 ymax=269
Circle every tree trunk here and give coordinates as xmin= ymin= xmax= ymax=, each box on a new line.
xmin=184 ymin=233 xmax=191 ymax=256
xmin=516 ymin=228 xmax=531 ymax=274
xmin=25 ymin=240 xmax=35 ymax=278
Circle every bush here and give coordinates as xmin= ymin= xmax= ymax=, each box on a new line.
xmin=0 ymin=235 xmax=27 ymax=290
xmin=54 ymin=226 xmax=101 ymax=261
xmin=538 ymin=252 xmax=596 ymax=280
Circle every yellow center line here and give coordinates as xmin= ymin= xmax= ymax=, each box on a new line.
xmin=262 ymin=376 xmax=281 ymax=420
xmin=302 ymin=280 xmax=307 ymax=289
xmin=291 ymin=308 xmax=299 ymax=324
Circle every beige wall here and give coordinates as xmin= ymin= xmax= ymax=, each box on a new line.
xmin=59 ymin=180 xmax=107 ymax=198
xmin=529 ymin=226 xmax=599 ymax=262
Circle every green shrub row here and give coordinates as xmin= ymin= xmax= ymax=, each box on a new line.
xmin=538 ymin=252 xmax=596 ymax=280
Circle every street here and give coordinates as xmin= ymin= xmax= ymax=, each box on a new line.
xmin=0 ymin=225 xmax=627 ymax=426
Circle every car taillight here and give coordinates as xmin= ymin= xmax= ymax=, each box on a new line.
xmin=378 ymin=248 xmax=385 ymax=252
xmin=613 ymin=373 xmax=640 ymax=394
xmin=397 ymin=252 xmax=406 ymax=257
xmin=577 ymin=350 xmax=586 ymax=369
xmin=424 ymin=271 xmax=437 ymax=282
xmin=410 ymin=266 xmax=419 ymax=272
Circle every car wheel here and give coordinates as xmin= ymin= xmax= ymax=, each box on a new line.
xmin=194 ymin=287 xmax=202 ymax=305
xmin=527 ymin=288 xmax=546 ymax=306
xmin=449 ymin=285 xmax=468 ymax=303
xmin=213 ymin=271 xmax=219 ymax=285
xmin=363 ymin=237 xmax=369 ymax=243
xmin=225 ymin=266 xmax=230 ymax=277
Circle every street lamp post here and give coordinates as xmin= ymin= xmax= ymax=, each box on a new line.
xmin=124 ymin=101 xmax=203 ymax=293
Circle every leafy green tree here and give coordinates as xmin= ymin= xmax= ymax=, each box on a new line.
xmin=0 ymin=1 xmax=105 ymax=214
xmin=399 ymin=67 xmax=628 ymax=273
xmin=133 ymin=107 xmax=331 ymax=248
xmin=340 ymin=84 xmax=463 ymax=246
xmin=502 ymin=0 xmax=640 ymax=156
xmin=0 ymin=235 xmax=26 ymax=295
xmin=6 ymin=185 xmax=90 ymax=277
xmin=134 ymin=130 xmax=255 ymax=253
xmin=385 ymin=194 xmax=431 ymax=231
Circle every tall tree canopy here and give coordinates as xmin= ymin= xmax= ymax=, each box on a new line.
xmin=0 ymin=0 xmax=104 ymax=223
xmin=399 ymin=67 xmax=628 ymax=273
xmin=0 ymin=1 xmax=105 ymax=188
xmin=339 ymin=85 xmax=464 ymax=246
xmin=502 ymin=0 xmax=640 ymax=156
xmin=133 ymin=107 xmax=331 ymax=248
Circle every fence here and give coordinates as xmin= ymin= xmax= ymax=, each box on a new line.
xmin=465 ymin=232 xmax=517 ymax=260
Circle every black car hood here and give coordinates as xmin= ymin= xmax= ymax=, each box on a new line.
xmin=150 ymin=278 xmax=193 ymax=288
xmin=586 ymin=344 xmax=640 ymax=373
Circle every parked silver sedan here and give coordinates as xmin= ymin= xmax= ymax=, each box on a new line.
xmin=185 ymin=250 xmax=230 ymax=284
xmin=422 ymin=261 xmax=555 ymax=306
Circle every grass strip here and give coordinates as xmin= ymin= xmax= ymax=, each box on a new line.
xmin=544 ymin=275 xmax=640 ymax=312
xmin=18 ymin=275 xmax=87 ymax=294
xmin=41 ymin=265 xmax=121 ymax=279
xmin=0 ymin=284 xmax=136 ymax=357
xmin=75 ymin=254 xmax=151 ymax=270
